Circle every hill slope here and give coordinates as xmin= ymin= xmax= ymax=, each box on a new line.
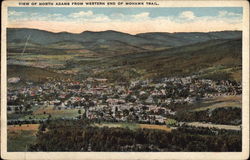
xmin=136 ymin=31 xmax=242 ymax=47
xmin=90 ymin=38 xmax=242 ymax=82
xmin=7 ymin=28 xmax=242 ymax=82
xmin=7 ymin=65 xmax=69 ymax=82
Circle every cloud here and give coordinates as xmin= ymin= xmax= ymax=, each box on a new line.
xmin=8 ymin=17 xmax=242 ymax=34
xmin=91 ymin=15 xmax=110 ymax=22
xmin=179 ymin=11 xmax=195 ymax=20
xmin=131 ymin=12 xmax=150 ymax=19
xmin=110 ymin=13 xmax=125 ymax=19
xmin=50 ymin=13 xmax=63 ymax=17
xmin=69 ymin=11 xmax=93 ymax=18
xmin=67 ymin=11 xmax=111 ymax=22
xmin=8 ymin=10 xmax=242 ymax=34
xmin=8 ymin=11 xmax=24 ymax=16
xmin=31 ymin=13 xmax=39 ymax=16
xmin=218 ymin=10 xmax=242 ymax=17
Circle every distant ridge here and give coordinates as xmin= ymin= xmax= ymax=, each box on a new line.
xmin=7 ymin=28 xmax=242 ymax=56
xmin=7 ymin=27 xmax=242 ymax=34
xmin=7 ymin=27 xmax=242 ymax=46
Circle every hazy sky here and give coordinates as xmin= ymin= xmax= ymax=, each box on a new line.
xmin=8 ymin=7 xmax=242 ymax=34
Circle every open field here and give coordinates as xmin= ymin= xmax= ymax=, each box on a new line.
xmin=185 ymin=122 xmax=241 ymax=131
xmin=8 ymin=124 xmax=39 ymax=151
xmin=8 ymin=64 xmax=68 ymax=82
xmin=11 ymin=53 xmax=95 ymax=63
xmin=94 ymin=122 xmax=171 ymax=132
xmin=94 ymin=123 xmax=123 ymax=128
xmin=165 ymin=118 xmax=177 ymax=126
xmin=23 ymin=114 xmax=49 ymax=120
xmin=94 ymin=123 xmax=139 ymax=130
xmin=193 ymin=96 xmax=241 ymax=112
xmin=139 ymin=124 xmax=172 ymax=132
xmin=8 ymin=106 xmax=84 ymax=121
xmin=203 ymin=95 xmax=241 ymax=103
xmin=8 ymin=124 xmax=40 ymax=132
xmin=33 ymin=106 xmax=83 ymax=119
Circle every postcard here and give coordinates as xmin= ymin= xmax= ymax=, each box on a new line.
xmin=1 ymin=0 xmax=249 ymax=159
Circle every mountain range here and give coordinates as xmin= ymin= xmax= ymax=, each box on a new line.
xmin=7 ymin=28 xmax=241 ymax=55
xmin=7 ymin=28 xmax=242 ymax=82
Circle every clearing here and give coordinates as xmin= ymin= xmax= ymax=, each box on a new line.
xmin=94 ymin=122 xmax=171 ymax=132
xmin=8 ymin=124 xmax=39 ymax=151
xmin=185 ymin=122 xmax=241 ymax=131
xmin=193 ymin=95 xmax=241 ymax=112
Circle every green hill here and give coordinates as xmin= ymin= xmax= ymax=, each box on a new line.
xmin=7 ymin=65 xmax=68 ymax=82
xmin=90 ymin=38 xmax=242 ymax=82
xmin=7 ymin=28 xmax=241 ymax=55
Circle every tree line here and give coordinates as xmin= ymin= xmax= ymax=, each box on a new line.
xmin=28 ymin=119 xmax=241 ymax=152
xmin=174 ymin=107 xmax=241 ymax=125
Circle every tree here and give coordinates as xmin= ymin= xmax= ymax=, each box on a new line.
xmin=14 ymin=107 xmax=19 ymax=113
xmin=123 ymin=109 xmax=129 ymax=116
xmin=78 ymin=109 xmax=82 ymax=114
xmin=39 ymin=123 xmax=46 ymax=132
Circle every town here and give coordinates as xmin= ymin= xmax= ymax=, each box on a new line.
xmin=7 ymin=75 xmax=242 ymax=125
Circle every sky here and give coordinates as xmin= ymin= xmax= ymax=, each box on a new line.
xmin=8 ymin=7 xmax=243 ymax=34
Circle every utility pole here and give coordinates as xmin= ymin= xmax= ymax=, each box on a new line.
xmin=21 ymin=35 xmax=31 ymax=56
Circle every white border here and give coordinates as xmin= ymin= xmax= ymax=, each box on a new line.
xmin=1 ymin=0 xmax=249 ymax=159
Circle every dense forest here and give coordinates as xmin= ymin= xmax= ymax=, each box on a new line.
xmin=29 ymin=119 xmax=241 ymax=152
xmin=174 ymin=107 xmax=241 ymax=125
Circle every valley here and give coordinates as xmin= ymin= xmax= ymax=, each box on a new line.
xmin=6 ymin=28 xmax=242 ymax=152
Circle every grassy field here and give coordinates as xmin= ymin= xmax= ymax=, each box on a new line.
xmin=165 ymin=118 xmax=177 ymax=126
xmin=8 ymin=64 xmax=68 ymax=82
xmin=8 ymin=106 xmax=84 ymax=121
xmin=33 ymin=106 xmax=84 ymax=119
xmin=203 ymin=95 xmax=242 ymax=103
xmin=23 ymin=114 xmax=49 ymax=120
xmin=139 ymin=124 xmax=172 ymax=132
xmin=94 ymin=122 xmax=139 ymax=130
xmin=94 ymin=122 xmax=172 ymax=132
xmin=185 ymin=122 xmax=241 ymax=131
xmin=8 ymin=124 xmax=40 ymax=131
xmin=193 ymin=95 xmax=241 ymax=112
xmin=7 ymin=124 xmax=39 ymax=151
